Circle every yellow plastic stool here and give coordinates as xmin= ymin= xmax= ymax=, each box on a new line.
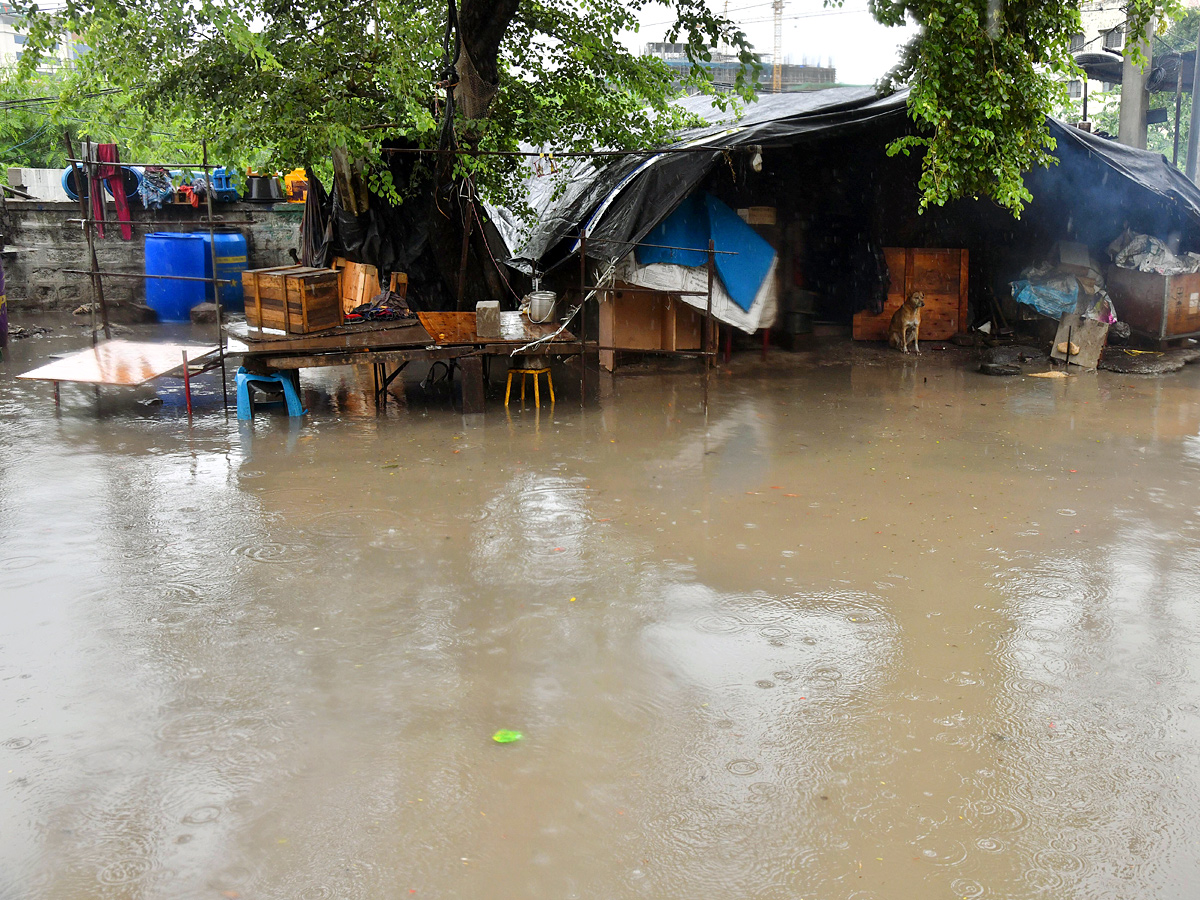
xmin=505 ymin=366 xmax=554 ymax=406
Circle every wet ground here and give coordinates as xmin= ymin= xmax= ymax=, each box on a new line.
xmin=4 ymin=316 xmax=1200 ymax=899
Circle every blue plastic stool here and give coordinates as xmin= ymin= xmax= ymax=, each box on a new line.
xmin=236 ymin=367 xmax=306 ymax=420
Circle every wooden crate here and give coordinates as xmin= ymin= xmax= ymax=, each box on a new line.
xmin=242 ymin=266 xmax=343 ymax=334
xmin=853 ymin=247 xmax=969 ymax=342
xmin=1107 ymin=266 xmax=1200 ymax=343
xmin=333 ymin=257 xmax=381 ymax=315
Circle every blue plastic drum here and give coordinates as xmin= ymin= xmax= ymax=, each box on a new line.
xmin=201 ymin=232 xmax=248 ymax=312
xmin=145 ymin=232 xmax=208 ymax=322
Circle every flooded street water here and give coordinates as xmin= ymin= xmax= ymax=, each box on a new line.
xmin=4 ymin=323 xmax=1200 ymax=899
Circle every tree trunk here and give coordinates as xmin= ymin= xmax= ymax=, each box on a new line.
xmin=454 ymin=0 xmax=518 ymax=121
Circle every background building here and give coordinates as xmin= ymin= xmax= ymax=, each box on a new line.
xmin=0 ymin=2 xmax=81 ymax=71
xmin=643 ymin=42 xmax=837 ymax=94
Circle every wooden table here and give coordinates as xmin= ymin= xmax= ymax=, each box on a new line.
xmin=230 ymin=311 xmax=577 ymax=413
xmin=17 ymin=340 xmax=221 ymax=412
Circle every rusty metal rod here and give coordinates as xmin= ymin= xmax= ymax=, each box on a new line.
xmin=67 ymin=158 xmax=218 ymax=169
xmin=63 ymin=269 xmax=237 ymax=285
xmin=373 ymin=144 xmax=735 ymax=157
xmin=583 ymin=238 xmax=738 ymax=254
xmin=586 ymin=285 xmax=710 ymax=297
xmin=65 ymin=133 xmax=110 ymax=344
xmin=705 ymin=238 xmax=714 ymax=414
xmin=579 ymin=228 xmax=587 ymax=408
xmin=593 ymin=347 xmax=717 ymax=356
xmin=203 ymin=138 xmax=229 ymax=411
xmin=181 ymin=349 xmax=193 ymax=420
xmin=67 ymin=218 xmax=256 ymax=227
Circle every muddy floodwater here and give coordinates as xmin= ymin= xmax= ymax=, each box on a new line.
xmin=4 ymin=323 xmax=1200 ymax=900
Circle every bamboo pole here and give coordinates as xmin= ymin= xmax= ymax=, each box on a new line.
xmin=64 ymin=133 xmax=110 ymax=343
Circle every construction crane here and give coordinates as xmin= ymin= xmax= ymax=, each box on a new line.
xmin=772 ymin=0 xmax=784 ymax=92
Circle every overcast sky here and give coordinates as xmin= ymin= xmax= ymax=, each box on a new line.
xmin=618 ymin=1 xmax=919 ymax=86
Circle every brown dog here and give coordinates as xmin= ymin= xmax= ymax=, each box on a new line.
xmin=888 ymin=291 xmax=925 ymax=354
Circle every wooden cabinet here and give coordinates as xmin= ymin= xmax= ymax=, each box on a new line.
xmin=598 ymin=284 xmax=707 ymax=372
xmin=853 ymin=247 xmax=969 ymax=342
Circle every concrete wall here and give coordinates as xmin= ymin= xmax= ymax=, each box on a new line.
xmin=8 ymin=168 xmax=72 ymax=202
xmin=3 ymin=199 xmax=303 ymax=311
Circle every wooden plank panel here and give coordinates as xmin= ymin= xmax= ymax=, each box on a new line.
xmin=675 ymin=303 xmax=703 ymax=350
xmin=910 ymin=249 xmax=961 ymax=294
xmin=1165 ymin=272 xmax=1200 ymax=337
xmin=609 ymin=287 xmax=666 ymax=350
xmin=18 ymin=341 xmax=218 ymax=385
xmin=854 ymin=247 xmax=966 ymax=341
xmin=599 ymin=295 xmax=616 ymax=371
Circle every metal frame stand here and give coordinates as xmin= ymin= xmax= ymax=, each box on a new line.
xmin=63 ymin=131 xmax=235 ymax=413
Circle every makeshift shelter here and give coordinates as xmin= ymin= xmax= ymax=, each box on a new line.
xmin=488 ymin=86 xmax=1200 ymax=360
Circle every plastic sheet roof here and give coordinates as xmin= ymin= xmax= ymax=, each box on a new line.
xmin=488 ymin=86 xmax=1200 ymax=275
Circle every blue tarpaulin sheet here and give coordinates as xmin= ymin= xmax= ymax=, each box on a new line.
xmin=636 ymin=192 xmax=775 ymax=312
xmin=1011 ymin=278 xmax=1080 ymax=319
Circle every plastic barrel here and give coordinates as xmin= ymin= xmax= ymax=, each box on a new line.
xmin=62 ymin=165 xmax=143 ymax=203
xmin=105 ymin=166 xmax=143 ymax=204
xmin=145 ymin=232 xmax=208 ymax=322
xmin=200 ymin=232 xmax=248 ymax=312
xmin=61 ymin=166 xmax=89 ymax=202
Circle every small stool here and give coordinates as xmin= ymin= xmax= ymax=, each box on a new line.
xmin=505 ymin=366 xmax=554 ymax=407
xmin=236 ymin=367 xmax=306 ymax=420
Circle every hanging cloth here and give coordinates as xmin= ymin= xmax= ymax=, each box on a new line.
xmin=139 ymin=166 xmax=174 ymax=209
xmin=96 ymin=143 xmax=132 ymax=241
xmin=84 ymin=142 xmax=108 ymax=239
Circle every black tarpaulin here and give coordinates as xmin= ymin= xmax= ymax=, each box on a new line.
xmin=497 ymin=87 xmax=905 ymax=271
xmin=498 ymin=85 xmax=1200 ymax=274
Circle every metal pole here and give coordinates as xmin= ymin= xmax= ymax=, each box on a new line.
xmin=202 ymin=139 xmax=228 ymax=409
xmin=705 ymin=238 xmax=714 ymax=415
xmin=1174 ymin=62 xmax=1184 ymax=166
xmin=456 ymin=184 xmax=474 ymax=312
xmin=1186 ymin=39 xmax=1200 ymax=179
xmin=579 ymin=229 xmax=587 ymax=408
xmin=182 ymin=349 xmax=193 ymax=419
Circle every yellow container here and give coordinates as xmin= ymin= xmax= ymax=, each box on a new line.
xmin=284 ymin=168 xmax=308 ymax=203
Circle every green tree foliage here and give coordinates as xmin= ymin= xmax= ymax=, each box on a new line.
xmin=0 ymin=70 xmax=198 ymax=177
xmin=13 ymin=0 xmax=758 ymax=206
xmin=12 ymin=0 xmax=1184 ymax=219
xmin=862 ymin=0 xmax=1180 ymax=216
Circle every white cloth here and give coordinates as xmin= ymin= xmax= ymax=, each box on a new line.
xmin=613 ymin=254 xmax=779 ymax=334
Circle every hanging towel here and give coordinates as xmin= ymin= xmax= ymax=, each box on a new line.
xmin=96 ymin=143 xmax=132 ymax=241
